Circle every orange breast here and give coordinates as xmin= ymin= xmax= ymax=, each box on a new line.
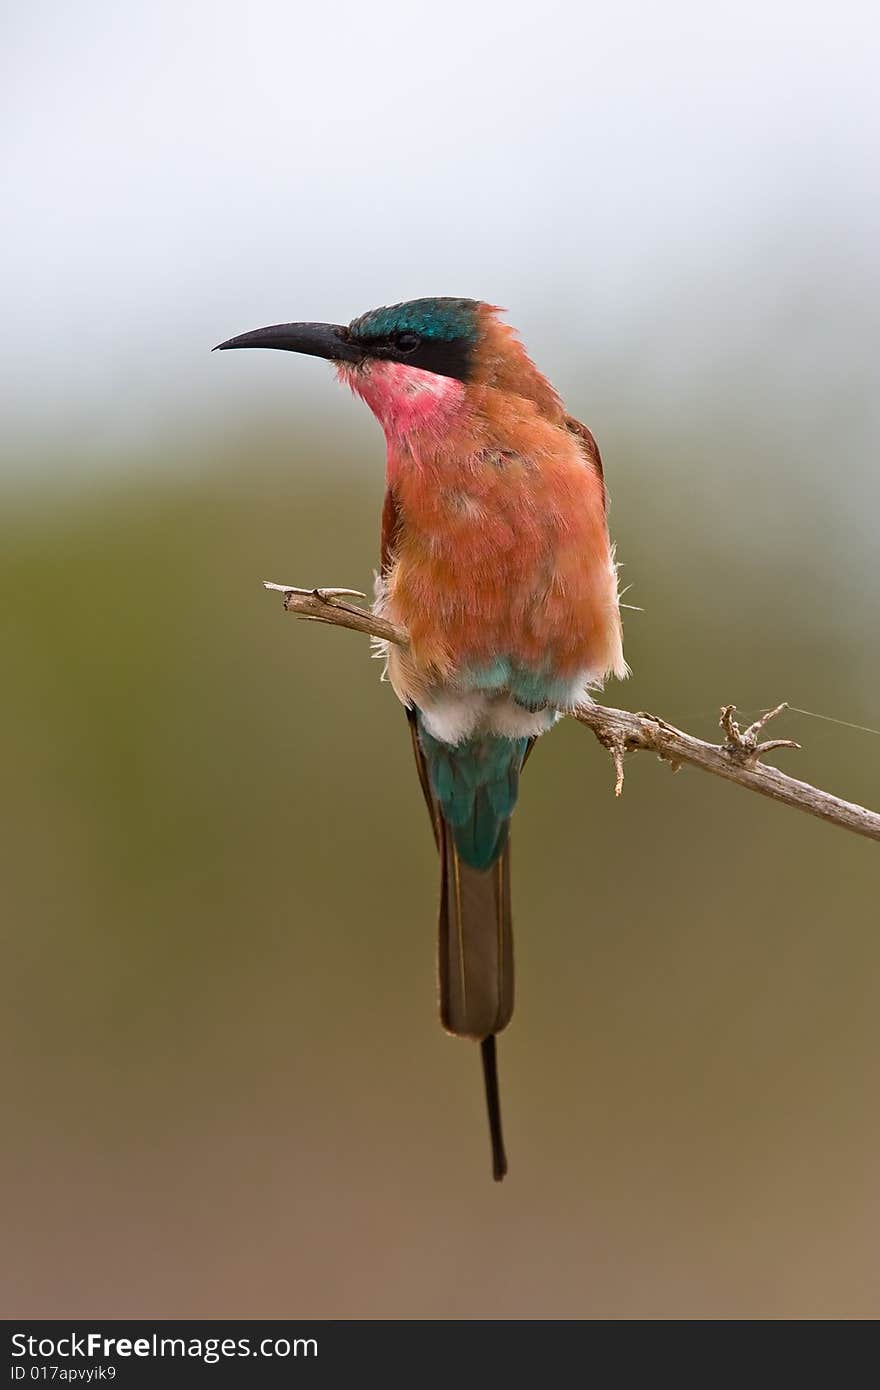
xmin=386 ymin=419 xmax=624 ymax=685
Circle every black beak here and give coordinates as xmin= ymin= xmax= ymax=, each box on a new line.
xmin=212 ymin=321 xmax=364 ymax=363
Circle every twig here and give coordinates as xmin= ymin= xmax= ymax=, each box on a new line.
xmin=263 ymin=581 xmax=880 ymax=846
xmin=573 ymin=703 xmax=878 ymax=843
xmin=263 ymin=582 xmax=406 ymax=646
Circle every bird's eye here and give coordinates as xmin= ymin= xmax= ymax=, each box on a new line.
xmin=395 ymin=332 xmax=421 ymax=353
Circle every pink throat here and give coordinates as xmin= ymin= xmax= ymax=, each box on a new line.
xmin=337 ymin=360 xmax=466 ymax=449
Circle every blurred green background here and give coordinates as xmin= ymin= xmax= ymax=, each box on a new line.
xmin=3 ymin=1 xmax=879 ymax=1319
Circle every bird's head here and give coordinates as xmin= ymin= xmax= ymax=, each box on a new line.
xmin=215 ymin=297 xmax=561 ymax=438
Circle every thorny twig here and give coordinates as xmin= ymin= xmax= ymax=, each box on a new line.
xmin=263 ymin=581 xmax=880 ymax=846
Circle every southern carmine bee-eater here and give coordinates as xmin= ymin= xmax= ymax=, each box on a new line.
xmin=215 ymin=299 xmax=626 ymax=1181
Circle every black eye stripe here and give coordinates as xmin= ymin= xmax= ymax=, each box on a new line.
xmin=347 ymin=328 xmax=474 ymax=381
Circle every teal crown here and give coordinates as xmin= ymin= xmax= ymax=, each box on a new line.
xmin=349 ymin=297 xmax=480 ymax=343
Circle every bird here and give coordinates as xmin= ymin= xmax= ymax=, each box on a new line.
xmin=215 ymin=299 xmax=627 ymax=1181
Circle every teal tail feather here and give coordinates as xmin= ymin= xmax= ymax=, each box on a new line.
xmin=419 ymin=727 xmax=529 ymax=871
xmin=418 ymin=723 xmax=527 ymax=1040
xmin=409 ymin=716 xmax=529 ymax=1180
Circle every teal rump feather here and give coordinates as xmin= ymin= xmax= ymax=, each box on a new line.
xmin=418 ymin=721 xmax=529 ymax=871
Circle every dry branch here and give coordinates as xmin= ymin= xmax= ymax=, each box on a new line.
xmin=264 ymin=581 xmax=880 ymax=846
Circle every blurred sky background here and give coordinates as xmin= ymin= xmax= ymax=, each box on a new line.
xmin=3 ymin=0 xmax=880 ymax=1319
